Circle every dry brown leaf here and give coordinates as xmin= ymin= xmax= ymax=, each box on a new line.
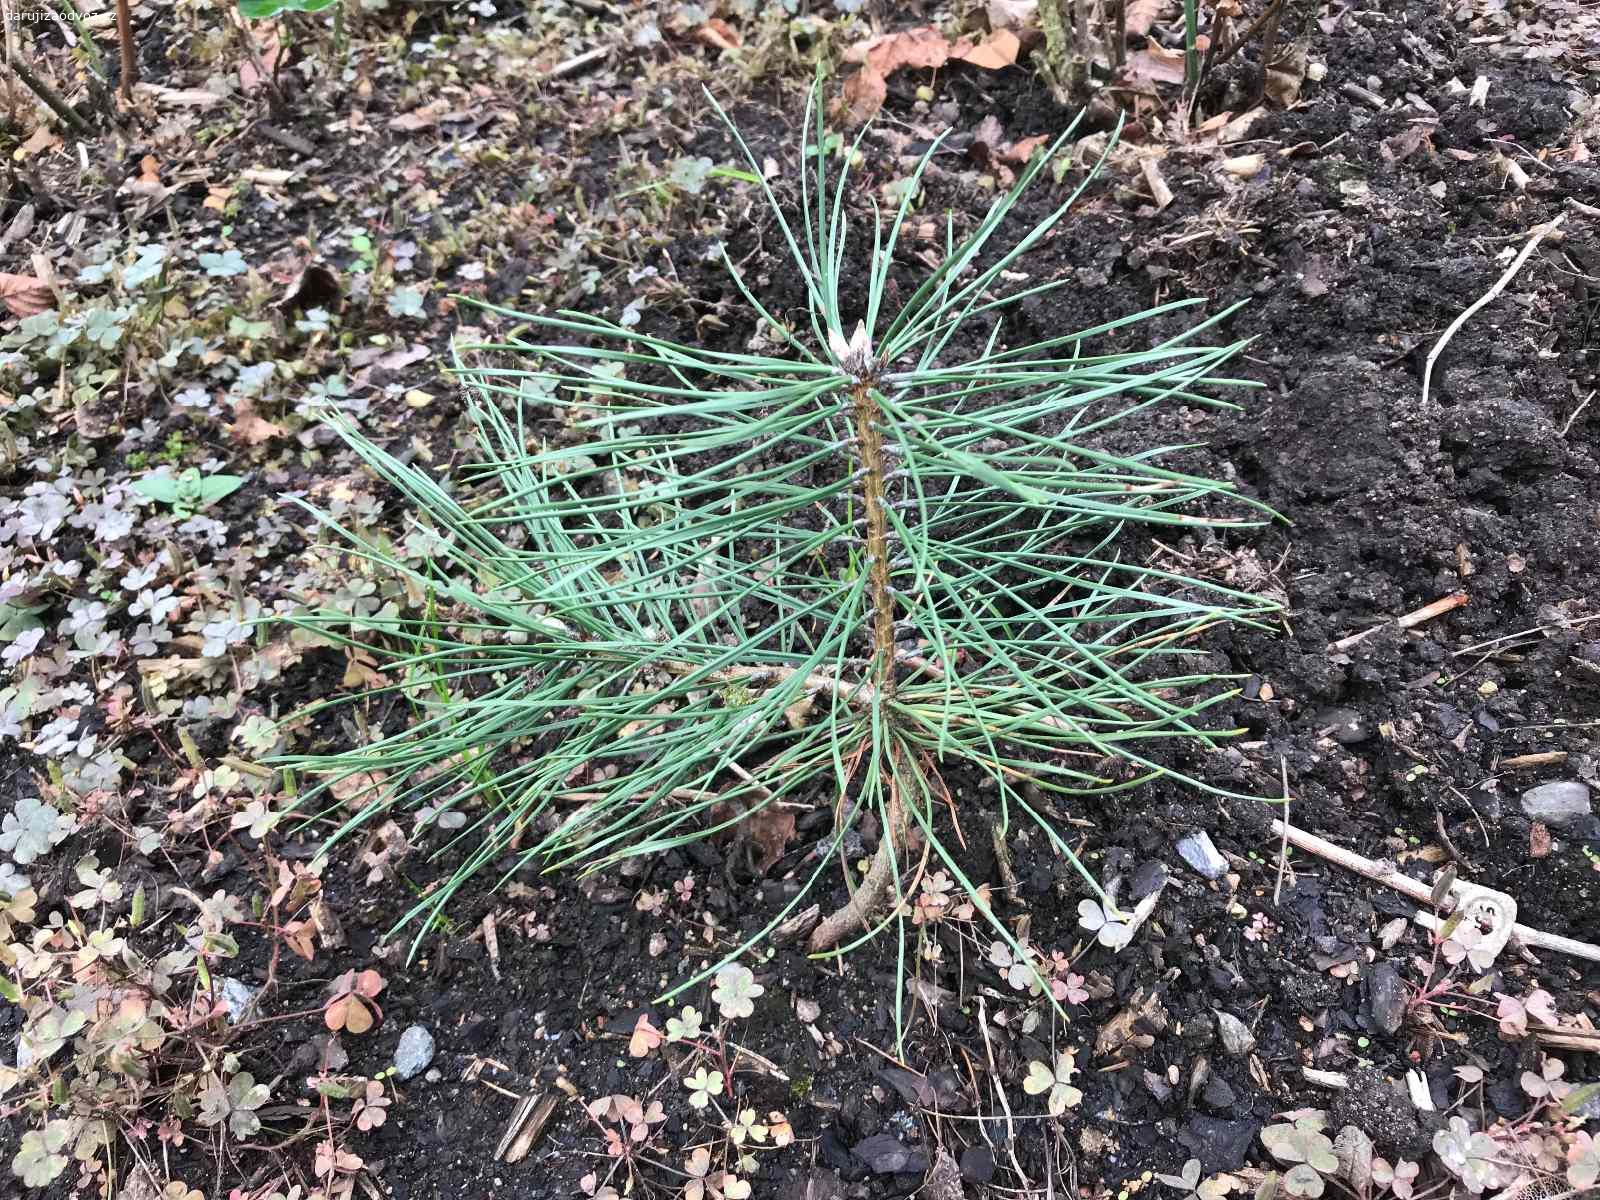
xmin=1123 ymin=41 xmax=1187 ymax=87
xmin=695 ymin=18 xmax=741 ymax=51
xmin=389 ymin=102 xmax=448 ymax=132
xmin=229 ymin=399 xmax=286 ymax=445
xmin=842 ymin=26 xmax=952 ymax=122
xmin=841 ymin=26 xmax=947 ymax=67
xmin=709 ymin=798 xmax=797 ymax=875
xmin=1263 ymin=42 xmax=1308 ymax=108
xmin=971 ymin=114 xmax=1008 ymax=166
xmin=324 ymin=993 xmax=374 ymax=1034
xmin=1124 ymin=0 xmax=1166 ymax=38
xmin=952 ymin=28 xmax=1020 ymax=70
xmin=744 ymin=803 xmax=797 ymax=874
xmin=1002 ymin=133 xmax=1051 ymax=164
xmin=1141 ymin=156 xmax=1173 ymax=209
xmin=0 ymin=273 xmax=51 ymax=317
xmin=15 ymin=127 xmax=60 ymax=161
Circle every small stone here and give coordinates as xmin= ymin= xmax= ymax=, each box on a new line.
xmin=795 ymin=998 xmax=821 ymax=1024
xmin=1575 ymin=1082 xmax=1600 ymax=1123
xmin=1369 ymin=963 xmax=1406 ymax=1036
xmin=1177 ymin=831 xmax=1228 ymax=880
xmin=424 ymin=1068 xmax=443 ymax=1084
xmin=852 ymin=1133 xmax=928 ymax=1175
xmin=1130 ymin=861 xmax=1169 ymax=901
xmin=1143 ymin=1069 xmax=1173 ymax=1103
xmin=1214 ymin=1010 xmax=1256 ymax=1056
xmin=1318 ymin=707 xmax=1372 ymax=745
xmin=1519 ymin=781 xmax=1592 ymax=829
xmin=1202 ymin=1075 xmax=1238 ymax=1111
xmin=959 ymin=1145 xmax=995 ymax=1184
xmin=394 ymin=1024 xmax=436 ymax=1081
xmin=218 ymin=977 xmax=261 ymax=1025
xmin=1178 ymin=1116 xmax=1260 ymax=1174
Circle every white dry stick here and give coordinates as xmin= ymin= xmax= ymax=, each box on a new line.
xmin=1270 ymin=819 xmax=1600 ymax=965
xmin=1422 ymin=214 xmax=1566 ymax=410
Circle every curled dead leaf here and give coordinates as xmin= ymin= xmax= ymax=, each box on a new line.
xmin=951 ymin=28 xmax=1020 ymax=71
xmin=275 ymin=262 xmax=342 ymax=314
xmin=841 ymin=27 xmax=951 ymax=122
xmin=1123 ymin=42 xmax=1187 ymax=87
xmin=1125 ymin=0 xmax=1167 ymax=38
xmin=0 ymin=273 xmax=51 ymax=317
xmin=1141 ymin=156 xmax=1174 ymax=209
xmin=228 ymin=398 xmax=286 ymax=446
xmin=15 ymin=127 xmax=60 ymax=161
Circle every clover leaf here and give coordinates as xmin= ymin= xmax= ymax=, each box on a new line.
xmin=11 ymin=1120 xmax=71 ymax=1187
xmin=710 ymin=964 xmax=763 ymax=1020
xmin=1022 ymin=1049 xmax=1083 ymax=1116
xmin=0 ymin=795 xmax=78 ymax=865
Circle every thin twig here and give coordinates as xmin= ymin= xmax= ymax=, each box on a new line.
xmin=7 ymin=57 xmax=91 ymax=134
xmin=545 ymin=45 xmax=608 ymax=81
xmin=1433 ymin=808 xmax=1474 ymax=873
xmin=1329 ymin=591 xmax=1469 ymax=653
xmin=1422 ymin=215 xmax=1565 ymax=409
xmin=1270 ymin=819 xmax=1600 ymax=964
xmin=977 ymin=997 xmax=1033 ymax=1189
xmin=1210 ymin=0 xmax=1285 ymax=74
xmin=114 ymin=0 xmax=136 ymax=100
xmin=1558 ymin=388 xmax=1593 ymax=438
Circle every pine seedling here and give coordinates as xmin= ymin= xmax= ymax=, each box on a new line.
xmin=276 ymin=86 xmax=1281 ymax=987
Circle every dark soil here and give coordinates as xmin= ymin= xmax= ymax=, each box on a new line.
xmin=330 ymin=7 xmax=1600 ymax=1196
xmin=4 ymin=2 xmax=1599 ymax=1198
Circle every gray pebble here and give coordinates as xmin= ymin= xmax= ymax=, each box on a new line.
xmin=1214 ymin=1010 xmax=1256 ymax=1056
xmin=394 ymin=1024 xmax=436 ymax=1081
xmin=218 ymin=977 xmax=262 ymax=1025
xmin=1519 ymin=781 xmax=1592 ymax=829
xmin=1576 ymin=1083 xmax=1599 ymax=1123
xmin=1368 ymin=963 xmax=1406 ymax=1037
xmin=1177 ymin=831 xmax=1229 ymax=880
xmin=1318 ymin=707 xmax=1372 ymax=745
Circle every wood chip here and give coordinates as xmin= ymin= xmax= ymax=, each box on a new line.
xmin=495 ymin=1093 xmax=557 ymax=1163
xmin=1142 ymin=156 xmax=1174 ymax=209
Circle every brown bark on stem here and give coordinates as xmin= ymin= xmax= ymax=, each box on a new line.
xmin=114 ymin=0 xmax=136 ymax=101
xmin=808 ymin=375 xmax=909 ymax=953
